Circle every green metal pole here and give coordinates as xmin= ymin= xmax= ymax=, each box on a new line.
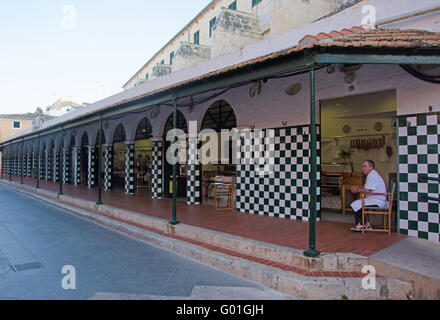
xmin=36 ymin=137 xmax=40 ymax=189
xmin=304 ymin=68 xmax=320 ymax=258
xmin=97 ymin=118 xmax=103 ymax=205
xmin=169 ymin=98 xmax=180 ymax=226
xmin=59 ymin=129 xmax=63 ymax=195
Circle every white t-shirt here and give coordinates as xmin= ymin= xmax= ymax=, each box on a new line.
xmin=351 ymin=169 xmax=388 ymax=212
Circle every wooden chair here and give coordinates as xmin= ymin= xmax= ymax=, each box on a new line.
xmin=361 ymin=182 xmax=396 ymax=235
xmin=213 ymin=176 xmax=234 ymax=210
xmin=136 ymin=176 xmax=150 ymax=195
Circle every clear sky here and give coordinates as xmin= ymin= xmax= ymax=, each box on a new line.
xmin=0 ymin=0 xmax=211 ymax=114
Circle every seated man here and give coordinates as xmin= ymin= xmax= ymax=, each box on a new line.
xmin=350 ymin=160 xmax=388 ymax=232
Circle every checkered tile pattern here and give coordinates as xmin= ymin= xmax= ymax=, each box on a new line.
xmin=1 ymin=156 xmax=4 ymax=176
xmin=22 ymin=154 xmax=26 ymax=178
xmin=40 ymin=153 xmax=46 ymax=180
xmin=398 ymin=112 xmax=440 ymax=243
xmin=63 ymin=149 xmax=71 ymax=184
xmin=152 ymin=141 xmax=163 ymax=199
xmin=38 ymin=153 xmax=44 ymax=180
xmin=53 ymin=150 xmax=59 ymax=182
xmin=27 ymin=154 xmax=31 ymax=177
xmin=3 ymin=156 xmax=7 ymax=176
xmin=18 ymin=155 xmax=22 ymax=177
xmin=125 ymin=144 xmax=135 ymax=195
xmin=236 ymin=125 xmax=320 ymax=221
xmin=73 ymin=149 xmax=81 ymax=186
xmin=32 ymin=153 xmax=36 ymax=178
xmin=14 ymin=155 xmax=17 ymax=176
xmin=47 ymin=151 xmax=52 ymax=181
xmin=44 ymin=151 xmax=50 ymax=181
xmin=187 ymin=136 xmax=201 ymax=205
xmin=88 ymin=147 xmax=96 ymax=188
xmin=104 ymin=146 xmax=113 ymax=191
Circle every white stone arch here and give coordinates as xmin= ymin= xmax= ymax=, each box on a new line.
xmin=63 ymin=130 xmax=77 ymax=148
xmin=131 ymin=115 xmax=154 ymax=142
xmin=159 ymin=108 xmax=189 ymax=139
xmin=197 ymin=99 xmax=238 ymax=133
xmin=108 ymin=120 xmax=129 ymax=144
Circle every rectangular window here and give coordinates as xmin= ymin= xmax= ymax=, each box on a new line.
xmin=170 ymin=51 xmax=174 ymax=65
xmin=145 ymin=73 xmax=149 ymax=80
xmin=252 ymin=0 xmax=263 ymax=7
xmin=194 ymin=30 xmax=200 ymax=45
xmin=228 ymin=1 xmax=237 ymax=10
xmin=209 ymin=17 xmax=216 ymax=38
xmin=160 ymin=59 xmax=164 ymax=65
xmin=13 ymin=121 xmax=20 ymax=129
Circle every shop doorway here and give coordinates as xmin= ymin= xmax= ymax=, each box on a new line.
xmin=134 ymin=118 xmax=153 ymax=195
xmin=112 ymin=124 xmax=127 ymax=192
xmin=80 ymin=132 xmax=89 ymax=186
xmin=319 ymin=89 xmax=398 ymax=226
xmin=162 ymin=111 xmax=188 ymax=199
xmin=200 ymin=100 xmax=237 ymax=206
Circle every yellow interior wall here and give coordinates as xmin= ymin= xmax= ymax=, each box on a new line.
xmin=321 ymin=89 xmax=397 ymax=187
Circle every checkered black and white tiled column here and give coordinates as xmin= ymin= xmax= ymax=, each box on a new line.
xmin=53 ymin=150 xmax=59 ymax=182
xmin=125 ymin=143 xmax=135 ymax=195
xmin=104 ymin=145 xmax=113 ymax=191
xmin=26 ymin=154 xmax=31 ymax=177
xmin=398 ymin=112 xmax=439 ymax=243
xmin=63 ymin=148 xmax=71 ymax=184
xmin=87 ymin=146 xmax=96 ymax=188
xmin=45 ymin=151 xmax=51 ymax=181
xmin=13 ymin=155 xmax=17 ymax=176
xmin=73 ymin=148 xmax=81 ymax=186
xmin=18 ymin=154 xmax=22 ymax=177
xmin=40 ymin=152 xmax=46 ymax=180
xmin=236 ymin=125 xmax=320 ymax=221
xmin=32 ymin=153 xmax=36 ymax=178
xmin=46 ymin=150 xmax=53 ymax=181
xmin=151 ymin=140 xmax=163 ymax=199
xmin=38 ymin=153 xmax=44 ymax=180
xmin=187 ymin=136 xmax=201 ymax=205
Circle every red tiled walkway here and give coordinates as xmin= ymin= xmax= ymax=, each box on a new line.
xmin=5 ymin=176 xmax=405 ymax=257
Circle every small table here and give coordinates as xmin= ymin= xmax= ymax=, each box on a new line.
xmin=341 ymin=185 xmax=361 ymax=215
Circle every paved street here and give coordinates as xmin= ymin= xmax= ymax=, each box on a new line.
xmin=0 ymin=185 xmax=295 ymax=300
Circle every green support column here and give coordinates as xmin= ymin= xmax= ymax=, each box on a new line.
xmin=96 ymin=118 xmax=103 ymax=205
xmin=169 ymin=99 xmax=180 ymax=226
xmin=304 ymin=68 xmax=320 ymax=258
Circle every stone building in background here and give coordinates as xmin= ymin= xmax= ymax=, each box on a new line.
xmin=123 ymin=0 xmax=357 ymax=88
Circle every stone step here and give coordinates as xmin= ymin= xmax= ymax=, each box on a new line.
xmin=0 ymin=180 xmax=413 ymax=299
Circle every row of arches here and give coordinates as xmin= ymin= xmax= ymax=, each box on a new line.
xmin=2 ymin=100 xmax=237 ymax=206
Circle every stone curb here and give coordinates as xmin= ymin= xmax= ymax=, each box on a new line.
xmin=0 ymin=180 xmax=367 ymax=273
xmin=0 ymin=181 xmax=412 ymax=300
